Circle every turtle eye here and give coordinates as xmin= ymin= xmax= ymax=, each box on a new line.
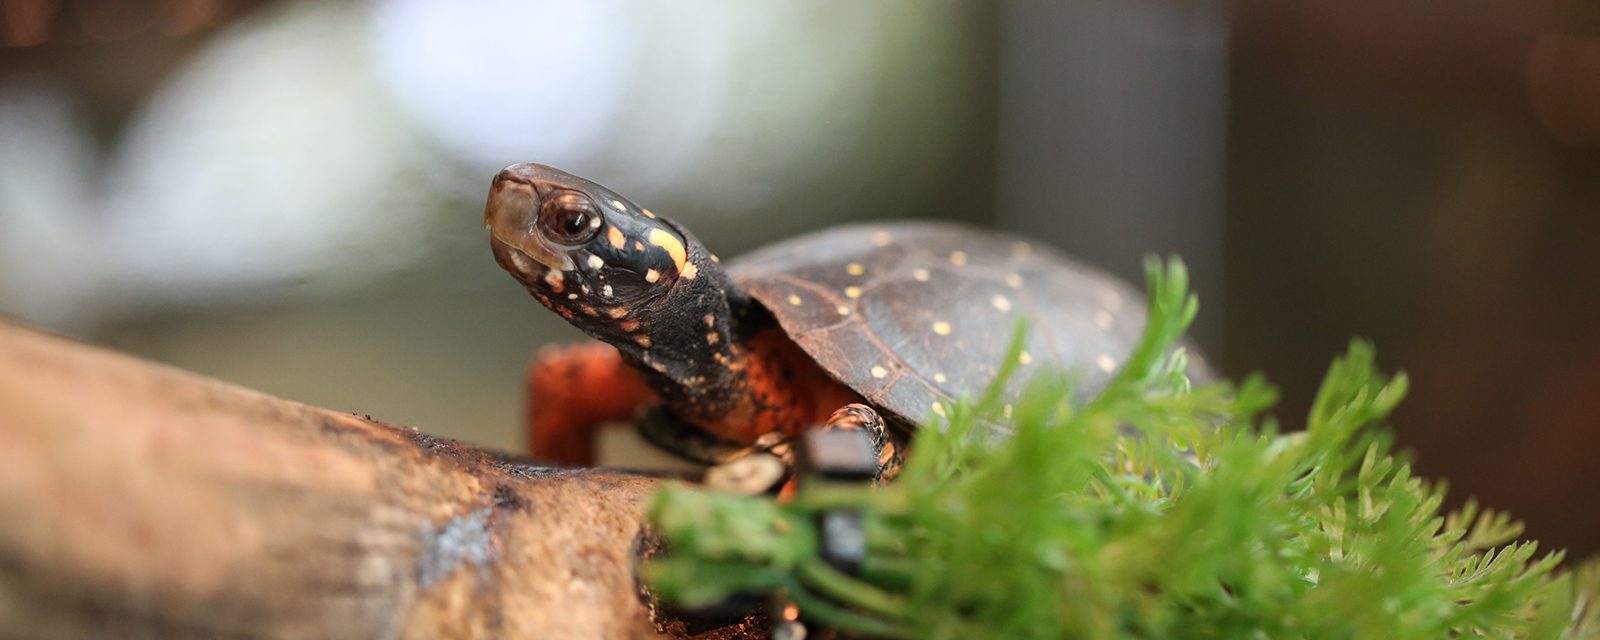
xmin=538 ymin=191 xmax=601 ymax=245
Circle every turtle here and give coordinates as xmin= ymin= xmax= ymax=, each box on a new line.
xmin=484 ymin=163 xmax=1175 ymax=477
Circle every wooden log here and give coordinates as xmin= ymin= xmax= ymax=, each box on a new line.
xmin=0 ymin=320 xmax=743 ymax=639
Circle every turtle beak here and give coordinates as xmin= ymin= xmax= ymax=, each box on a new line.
xmin=484 ymin=167 xmax=574 ymax=274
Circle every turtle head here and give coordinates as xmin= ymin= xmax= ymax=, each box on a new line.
xmin=485 ymin=164 xmax=746 ymax=399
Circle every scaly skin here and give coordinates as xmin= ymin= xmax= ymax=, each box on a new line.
xmin=485 ymin=163 xmax=890 ymax=473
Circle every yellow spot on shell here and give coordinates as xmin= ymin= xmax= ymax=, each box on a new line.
xmin=949 ymin=250 xmax=968 ymax=266
xmin=845 ymin=286 xmax=862 ymax=299
xmin=991 ymin=295 xmax=1012 ymax=312
xmin=648 ymin=228 xmax=688 ymax=272
xmin=912 ymin=268 xmax=931 ymax=282
xmin=681 ymin=261 xmax=699 ymax=280
xmin=1005 ymin=273 xmax=1023 ymax=289
xmin=872 ymin=231 xmax=892 ymax=247
xmin=607 ymin=226 xmax=626 ymax=250
xmin=932 ymin=321 xmax=952 ymax=336
xmin=846 ymin=263 xmax=865 ymax=276
xmin=645 ymin=269 xmax=660 ymax=283
xmin=1095 ymin=309 xmax=1114 ymax=330
xmin=634 ymin=241 xmax=645 ymax=251
xmin=1097 ymin=354 xmax=1117 ymax=373
xmin=836 ymin=305 xmax=851 ymax=316
xmin=1019 ymin=350 xmax=1033 ymax=365
xmin=931 ymin=402 xmax=947 ymax=418
xmin=788 ymin=294 xmax=803 ymax=306
xmin=934 ymin=372 xmax=947 ymax=384
xmin=870 ymin=365 xmax=887 ymax=379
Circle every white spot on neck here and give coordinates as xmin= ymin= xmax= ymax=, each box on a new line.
xmin=912 ymin=268 xmax=931 ymax=282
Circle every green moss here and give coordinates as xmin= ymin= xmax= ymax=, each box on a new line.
xmin=642 ymin=257 xmax=1600 ymax=639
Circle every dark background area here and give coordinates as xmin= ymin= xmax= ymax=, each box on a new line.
xmin=2 ymin=0 xmax=1597 ymax=554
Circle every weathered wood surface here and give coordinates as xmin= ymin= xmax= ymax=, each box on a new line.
xmin=0 ymin=320 xmax=711 ymax=639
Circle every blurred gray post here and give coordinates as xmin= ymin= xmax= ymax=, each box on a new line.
xmin=997 ymin=0 xmax=1229 ymax=349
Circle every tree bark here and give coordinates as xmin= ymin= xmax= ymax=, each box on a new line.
xmin=0 ymin=320 xmax=725 ymax=639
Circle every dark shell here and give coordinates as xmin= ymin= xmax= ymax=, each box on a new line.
xmin=729 ymin=221 xmax=1189 ymax=431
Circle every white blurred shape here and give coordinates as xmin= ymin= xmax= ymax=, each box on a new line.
xmin=367 ymin=0 xmax=902 ymax=217
xmin=369 ymin=0 xmax=638 ymax=171
xmin=0 ymin=80 xmax=105 ymax=330
xmin=100 ymin=1 xmax=434 ymax=311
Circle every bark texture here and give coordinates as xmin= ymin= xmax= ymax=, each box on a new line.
xmin=0 ymin=320 xmax=726 ymax=639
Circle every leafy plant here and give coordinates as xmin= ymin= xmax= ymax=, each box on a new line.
xmin=644 ymin=257 xmax=1600 ymax=639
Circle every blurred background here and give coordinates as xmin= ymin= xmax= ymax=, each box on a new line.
xmin=2 ymin=0 xmax=1597 ymax=553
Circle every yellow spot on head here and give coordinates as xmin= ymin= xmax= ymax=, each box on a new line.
xmin=704 ymin=313 xmax=716 ymax=327
xmin=635 ymin=334 xmax=652 ymax=348
xmin=1005 ymin=273 xmax=1023 ymax=289
xmin=681 ymin=262 xmax=699 ymax=280
xmin=1097 ymin=354 xmax=1117 ymax=373
xmin=836 ymin=305 xmax=851 ymax=316
xmin=607 ymin=226 xmax=626 ymax=250
xmin=648 ymin=228 xmax=688 ymax=272
xmin=931 ymin=401 xmax=947 ymax=418
xmin=871 ymin=231 xmax=892 ymax=247
xmin=620 ymin=319 xmax=640 ymax=332
xmin=846 ymin=263 xmax=865 ymax=276
xmin=788 ymin=294 xmax=802 ymax=306
xmin=932 ymin=320 xmax=952 ymax=336
xmin=711 ymin=254 xmax=721 ymax=263
xmin=870 ymin=365 xmax=887 ymax=379
xmin=1019 ymin=350 xmax=1033 ymax=365
xmin=641 ymin=208 xmax=657 ymax=219
xmin=991 ymin=295 xmax=1012 ymax=312
xmin=1095 ymin=309 xmax=1114 ymax=330
xmin=934 ymin=372 xmax=947 ymax=384
xmin=587 ymin=254 xmax=605 ymax=270
xmin=912 ymin=268 xmax=931 ymax=282
xmin=607 ymin=307 xmax=628 ymax=319
xmin=949 ymin=250 xmax=968 ymax=266
xmin=645 ymin=269 xmax=661 ymax=283
xmin=845 ymin=286 xmax=862 ymax=299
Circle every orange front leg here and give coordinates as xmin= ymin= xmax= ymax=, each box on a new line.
xmin=525 ymin=341 xmax=656 ymax=465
